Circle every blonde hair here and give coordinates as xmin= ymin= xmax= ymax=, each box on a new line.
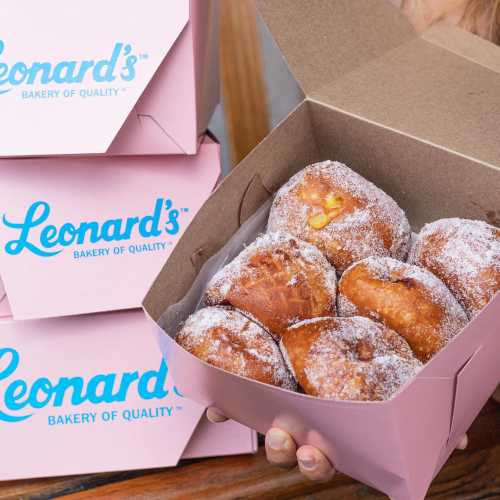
xmin=460 ymin=0 xmax=500 ymax=44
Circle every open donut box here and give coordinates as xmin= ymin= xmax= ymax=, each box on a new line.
xmin=143 ymin=1 xmax=500 ymax=499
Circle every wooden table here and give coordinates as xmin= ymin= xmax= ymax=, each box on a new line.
xmin=0 ymin=400 xmax=498 ymax=499
xmin=2 ymin=3 xmax=499 ymax=499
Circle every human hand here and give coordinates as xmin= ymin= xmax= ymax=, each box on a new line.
xmin=207 ymin=408 xmax=468 ymax=482
xmin=397 ymin=0 xmax=498 ymax=43
xmin=207 ymin=408 xmax=335 ymax=481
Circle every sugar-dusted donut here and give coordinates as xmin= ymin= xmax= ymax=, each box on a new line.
xmin=205 ymin=232 xmax=337 ymax=340
xmin=176 ymin=307 xmax=296 ymax=390
xmin=267 ymin=161 xmax=411 ymax=273
xmin=410 ymin=218 xmax=500 ymax=318
xmin=338 ymin=257 xmax=468 ymax=362
xmin=280 ymin=316 xmax=421 ymax=401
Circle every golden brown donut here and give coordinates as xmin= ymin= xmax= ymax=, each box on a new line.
xmin=410 ymin=218 xmax=500 ymax=318
xmin=267 ymin=161 xmax=411 ymax=272
xmin=338 ymin=257 xmax=469 ymax=362
xmin=205 ymin=232 xmax=337 ymax=340
xmin=280 ymin=317 xmax=421 ymax=401
xmin=176 ymin=307 xmax=296 ymax=390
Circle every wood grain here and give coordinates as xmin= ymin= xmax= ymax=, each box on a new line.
xmin=220 ymin=0 xmax=269 ymax=166
xmin=1 ymin=401 xmax=498 ymax=500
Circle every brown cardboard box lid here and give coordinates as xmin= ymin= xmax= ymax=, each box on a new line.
xmin=257 ymin=0 xmax=414 ymax=95
xmin=257 ymin=0 xmax=500 ymax=168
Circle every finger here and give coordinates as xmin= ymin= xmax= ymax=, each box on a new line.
xmin=206 ymin=407 xmax=228 ymax=423
xmin=297 ymin=445 xmax=335 ymax=483
xmin=456 ymin=434 xmax=468 ymax=451
xmin=265 ymin=427 xmax=297 ymax=468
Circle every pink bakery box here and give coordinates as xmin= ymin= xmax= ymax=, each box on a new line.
xmin=0 ymin=0 xmax=219 ymax=157
xmin=142 ymin=2 xmax=500 ymax=499
xmin=0 ymin=137 xmax=221 ymax=321
xmin=0 ymin=303 xmax=256 ymax=480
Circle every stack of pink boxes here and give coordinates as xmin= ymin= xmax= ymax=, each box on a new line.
xmin=0 ymin=1 xmax=256 ymax=480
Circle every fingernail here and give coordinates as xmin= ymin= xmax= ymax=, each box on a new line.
xmin=298 ymin=454 xmax=316 ymax=470
xmin=268 ymin=432 xmax=287 ymax=451
xmin=458 ymin=435 xmax=468 ymax=450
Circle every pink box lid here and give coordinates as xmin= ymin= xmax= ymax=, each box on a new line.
xmin=0 ymin=138 xmax=220 ymax=320
xmin=0 ymin=0 xmax=219 ymax=157
xmin=0 ymin=307 xmax=256 ymax=480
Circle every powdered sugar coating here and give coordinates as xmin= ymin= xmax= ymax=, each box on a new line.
xmin=205 ymin=232 xmax=337 ymax=339
xmin=267 ymin=161 xmax=411 ymax=273
xmin=406 ymin=232 xmax=419 ymax=263
xmin=411 ymin=218 xmax=500 ymax=318
xmin=337 ymin=293 xmax=358 ymax=318
xmin=279 ymin=337 xmax=297 ymax=381
xmin=176 ymin=307 xmax=296 ymax=390
xmin=281 ymin=316 xmax=421 ymax=401
xmin=338 ymin=257 xmax=469 ymax=361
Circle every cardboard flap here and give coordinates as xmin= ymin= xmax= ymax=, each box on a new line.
xmin=0 ymin=1 xmax=190 ymax=156
xmin=109 ymin=2 xmax=217 ymax=157
xmin=448 ymin=339 xmax=500 ymax=445
xmin=423 ymin=22 xmax=500 ymax=74
xmin=258 ymin=1 xmax=500 ymax=166
xmin=391 ymin=376 xmax=455 ymax=500
xmin=314 ymin=35 xmax=500 ymax=168
xmin=256 ymin=0 xmax=414 ymax=95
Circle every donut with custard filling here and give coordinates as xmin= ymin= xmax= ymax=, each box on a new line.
xmin=267 ymin=161 xmax=411 ymax=273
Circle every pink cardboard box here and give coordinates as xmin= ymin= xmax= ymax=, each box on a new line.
xmin=0 ymin=138 xmax=220 ymax=320
xmin=0 ymin=306 xmax=256 ymax=480
xmin=0 ymin=0 xmax=219 ymax=157
xmin=143 ymin=2 xmax=500 ymax=498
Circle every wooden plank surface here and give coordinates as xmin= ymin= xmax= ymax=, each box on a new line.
xmin=0 ymin=401 xmax=498 ymax=499
xmin=220 ymin=0 xmax=269 ymax=166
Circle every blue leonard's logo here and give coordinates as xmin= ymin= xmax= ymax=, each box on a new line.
xmin=3 ymin=198 xmax=182 ymax=257
xmin=0 ymin=39 xmax=139 ymax=95
xmin=0 ymin=347 xmax=181 ymax=423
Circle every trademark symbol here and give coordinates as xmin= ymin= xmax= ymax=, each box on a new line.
xmin=181 ymin=208 xmax=189 ymax=213
xmin=139 ymin=53 xmax=149 ymax=60
xmin=176 ymin=406 xmax=183 ymax=411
